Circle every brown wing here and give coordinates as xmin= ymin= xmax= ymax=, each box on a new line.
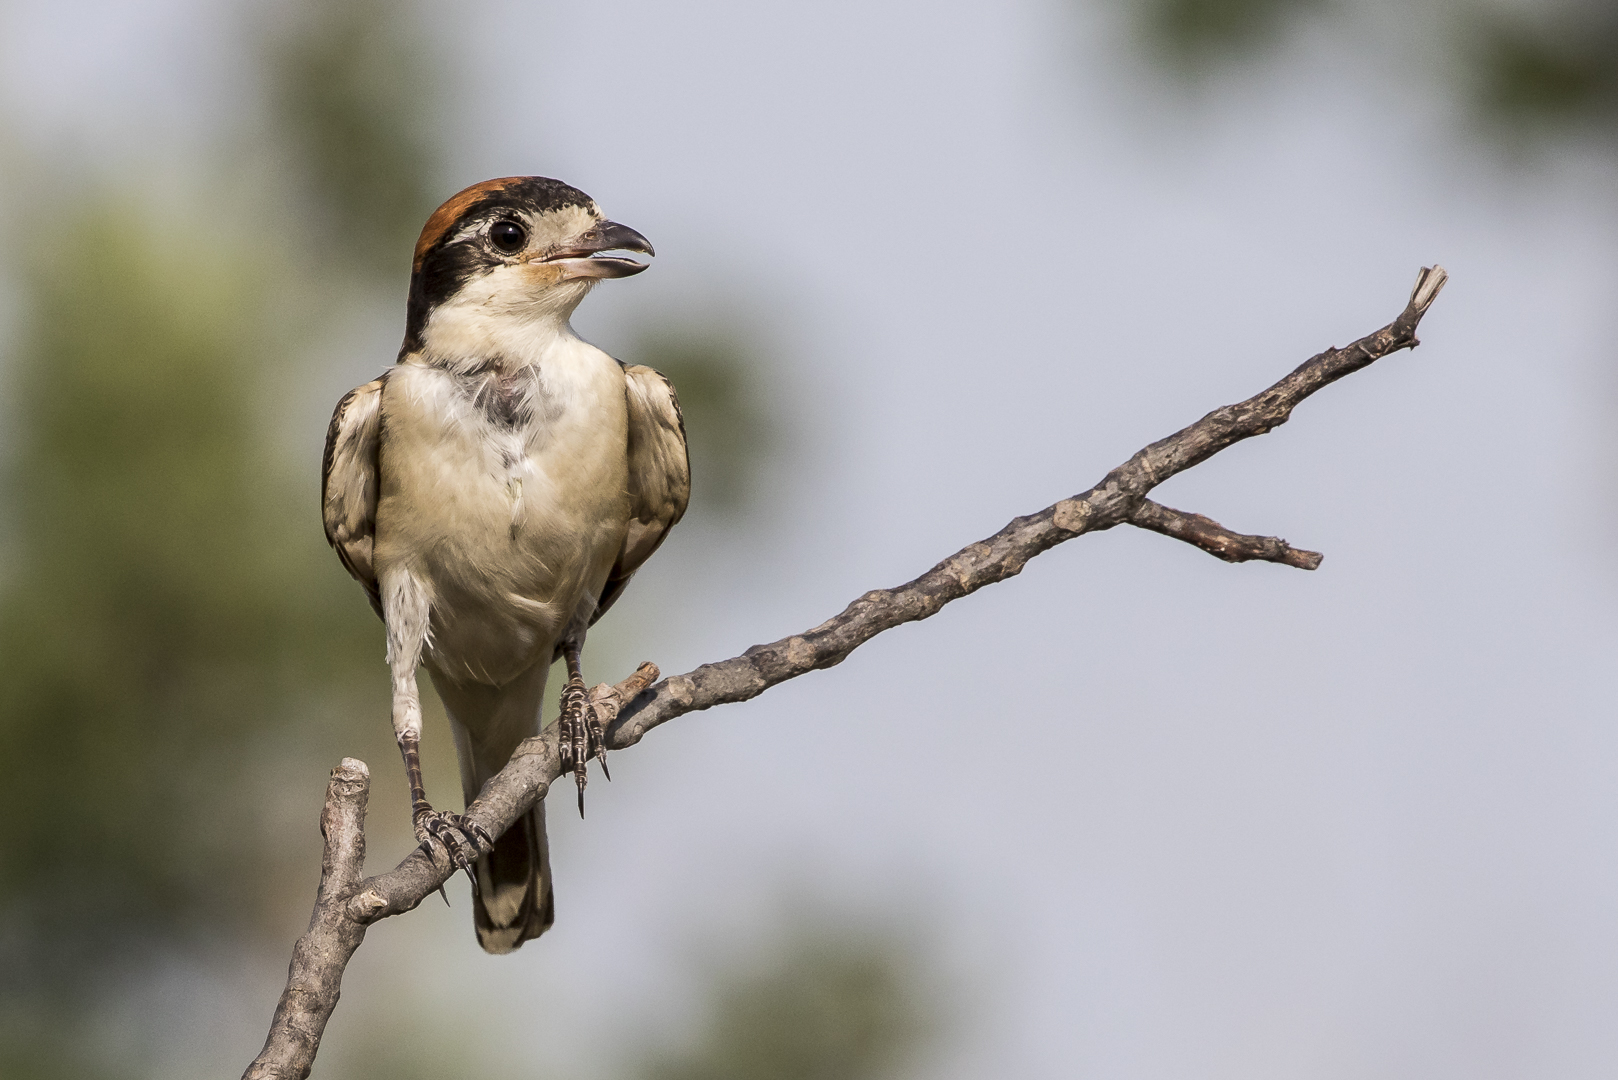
xmin=592 ymin=364 xmax=691 ymax=624
xmin=321 ymin=374 xmax=387 ymax=618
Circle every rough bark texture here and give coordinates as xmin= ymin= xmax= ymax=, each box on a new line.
xmin=244 ymin=267 xmax=1447 ymax=1080
xmin=1128 ymin=500 xmax=1323 ymax=569
xmin=243 ymin=759 xmax=372 ymax=1080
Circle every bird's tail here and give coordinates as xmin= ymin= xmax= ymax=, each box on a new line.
xmin=472 ymin=798 xmax=553 ymax=953
xmin=432 ymin=658 xmax=555 ymax=954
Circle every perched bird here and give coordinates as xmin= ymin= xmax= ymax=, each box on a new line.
xmin=321 ymin=176 xmax=689 ymax=953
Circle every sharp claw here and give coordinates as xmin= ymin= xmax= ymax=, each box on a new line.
xmin=414 ymin=809 xmax=488 ymax=891
xmin=437 ymin=883 xmax=451 ymax=907
xmin=585 ymin=709 xmax=611 ymax=781
xmin=442 ymin=824 xmax=477 ymax=871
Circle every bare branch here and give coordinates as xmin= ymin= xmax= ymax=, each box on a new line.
xmin=244 ymin=759 xmax=372 ymax=1080
xmin=244 ymin=267 xmax=1447 ymax=1080
xmin=1128 ymin=500 xmax=1323 ymax=569
xmin=604 ymin=265 xmax=1447 ymax=750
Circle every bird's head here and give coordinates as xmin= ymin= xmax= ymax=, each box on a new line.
xmin=401 ymin=176 xmax=653 ymax=359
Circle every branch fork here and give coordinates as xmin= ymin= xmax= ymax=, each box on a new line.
xmin=246 ymin=267 xmax=1448 ymax=1080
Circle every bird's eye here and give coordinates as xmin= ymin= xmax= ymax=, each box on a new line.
xmin=489 ymin=220 xmax=527 ymax=254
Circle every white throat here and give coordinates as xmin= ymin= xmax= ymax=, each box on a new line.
xmin=417 ymin=276 xmax=596 ymax=374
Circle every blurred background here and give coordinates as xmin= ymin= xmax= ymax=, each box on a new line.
xmin=1 ymin=0 xmax=1616 ymax=1077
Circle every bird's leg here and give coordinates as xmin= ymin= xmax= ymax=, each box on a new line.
xmin=557 ymin=638 xmax=609 ymax=816
xmin=382 ymin=567 xmax=489 ymax=886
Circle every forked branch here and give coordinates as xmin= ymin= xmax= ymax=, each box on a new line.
xmin=244 ymin=266 xmax=1448 ymax=1080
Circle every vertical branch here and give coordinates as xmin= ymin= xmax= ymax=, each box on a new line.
xmin=244 ymin=759 xmax=373 ymax=1080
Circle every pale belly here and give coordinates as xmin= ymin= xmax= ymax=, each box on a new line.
xmin=372 ymin=356 xmax=631 ymax=685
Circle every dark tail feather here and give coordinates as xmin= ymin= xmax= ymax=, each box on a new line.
xmin=472 ymin=798 xmax=554 ymax=954
xmin=430 ymin=658 xmax=555 ymax=955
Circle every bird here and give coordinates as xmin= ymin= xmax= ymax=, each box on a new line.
xmin=321 ymin=176 xmax=689 ymax=953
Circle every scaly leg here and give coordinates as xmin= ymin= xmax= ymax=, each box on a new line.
xmin=557 ymin=638 xmax=610 ymax=816
xmin=382 ymin=566 xmax=490 ymax=885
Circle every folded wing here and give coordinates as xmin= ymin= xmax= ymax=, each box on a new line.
xmin=594 ymin=364 xmax=691 ymax=623
xmin=321 ymin=375 xmax=387 ymax=617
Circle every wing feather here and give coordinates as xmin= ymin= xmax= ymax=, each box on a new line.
xmin=593 ymin=364 xmax=691 ymax=624
xmin=322 ymin=374 xmax=387 ymax=617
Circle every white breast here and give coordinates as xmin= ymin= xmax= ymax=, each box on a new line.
xmin=372 ymin=334 xmax=631 ymax=684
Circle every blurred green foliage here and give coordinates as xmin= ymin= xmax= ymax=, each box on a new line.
xmin=1132 ymin=0 xmax=1326 ymax=64
xmin=264 ymin=0 xmax=444 ymax=272
xmin=0 ymin=202 xmax=369 ymax=968
xmin=631 ymin=325 xmax=771 ymax=512
xmin=1118 ymin=0 xmax=1618 ymax=140
xmin=642 ymin=921 xmax=936 ymax=1080
xmin=0 ymin=1023 xmax=118 ymax=1080
xmin=1472 ymin=6 xmax=1618 ymax=135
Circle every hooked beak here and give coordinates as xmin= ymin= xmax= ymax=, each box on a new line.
xmin=540 ymin=221 xmax=655 ymax=280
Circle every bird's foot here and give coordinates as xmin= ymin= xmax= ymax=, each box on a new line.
xmin=557 ymin=672 xmax=607 ymax=816
xmin=555 ymin=661 xmax=661 ymax=816
xmin=413 ymin=805 xmax=491 ymax=888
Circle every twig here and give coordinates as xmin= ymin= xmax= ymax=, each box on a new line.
xmin=244 ymin=266 xmax=1447 ymax=1080
xmin=1128 ymin=500 xmax=1323 ymax=569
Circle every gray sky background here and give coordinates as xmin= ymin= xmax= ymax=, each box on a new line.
xmin=5 ymin=1 xmax=1618 ymax=1077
